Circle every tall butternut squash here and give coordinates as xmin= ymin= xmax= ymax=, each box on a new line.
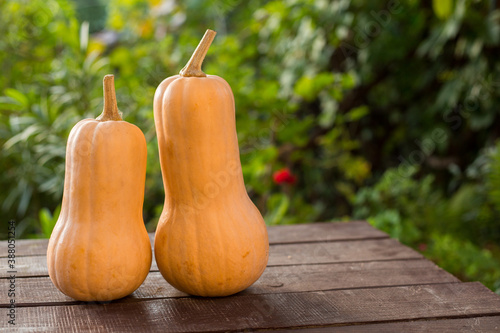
xmin=154 ymin=30 xmax=269 ymax=297
xmin=47 ymin=75 xmax=151 ymax=302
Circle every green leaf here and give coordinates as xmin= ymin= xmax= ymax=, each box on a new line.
xmin=39 ymin=206 xmax=60 ymax=238
xmin=265 ymin=194 xmax=290 ymax=225
xmin=4 ymin=88 xmax=29 ymax=107
xmin=294 ymin=76 xmax=315 ymax=101
xmin=345 ymin=105 xmax=369 ymax=122
xmin=294 ymin=73 xmax=335 ymax=101
xmin=432 ymin=0 xmax=453 ymax=20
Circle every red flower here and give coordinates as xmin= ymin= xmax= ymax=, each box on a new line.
xmin=273 ymin=168 xmax=297 ymax=185
xmin=418 ymin=243 xmax=427 ymax=252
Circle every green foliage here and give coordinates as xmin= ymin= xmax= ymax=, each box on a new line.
xmin=353 ymin=152 xmax=500 ymax=293
xmin=487 ymin=142 xmax=500 ymax=216
xmin=39 ymin=205 xmax=60 ymax=238
xmin=1 ymin=0 xmax=500 ymax=292
xmin=427 ymin=232 xmax=500 ymax=292
xmin=433 ymin=0 xmax=454 ymax=20
xmin=353 ymin=166 xmax=428 ymax=244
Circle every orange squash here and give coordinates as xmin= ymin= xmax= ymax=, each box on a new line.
xmin=47 ymin=75 xmax=151 ymax=302
xmin=153 ymin=30 xmax=269 ymax=297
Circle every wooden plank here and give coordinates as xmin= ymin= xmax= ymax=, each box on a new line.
xmin=268 ymin=238 xmax=422 ymax=266
xmin=267 ymin=221 xmax=388 ymax=244
xmin=0 ymin=238 xmax=422 ymax=278
xmin=0 ymin=221 xmax=387 ymax=257
xmin=0 ymin=259 xmax=459 ymax=307
xmin=11 ymin=283 xmax=500 ymax=332
xmin=288 ymin=316 xmax=500 ymax=332
xmin=0 ymin=238 xmax=49 ymax=257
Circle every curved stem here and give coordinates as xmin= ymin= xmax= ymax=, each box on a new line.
xmin=179 ymin=29 xmax=217 ymax=77
xmin=96 ymin=75 xmax=122 ymax=121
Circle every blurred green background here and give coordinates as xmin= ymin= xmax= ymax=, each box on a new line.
xmin=1 ymin=0 xmax=499 ymax=293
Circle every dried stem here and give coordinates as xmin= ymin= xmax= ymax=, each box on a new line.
xmin=179 ymin=29 xmax=217 ymax=77
xmin=97 ymin=75 xmax=122 ymax=121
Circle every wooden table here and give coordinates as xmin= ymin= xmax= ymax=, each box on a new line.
xmin=2 ymin=221 xmax=500 ymax=332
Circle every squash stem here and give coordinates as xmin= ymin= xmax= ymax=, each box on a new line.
xmin=97 ymin=75 xmax=122 ymax=121
xmin=180 ymin=29 xmax=217 ymax=77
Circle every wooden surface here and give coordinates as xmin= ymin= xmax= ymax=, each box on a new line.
xmin=1 ymin=221 xmax=499 ymax=332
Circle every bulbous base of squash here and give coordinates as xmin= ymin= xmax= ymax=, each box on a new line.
xmin=48 ymin=257 xmax=152 ymax=302
xmin=52 ymin=279 xmax=146 ymax=302
xmin=156 ymin=250 xmax=268 ymax=297
xmin=154 ymin=202 xmax=269 ymax=297
xmin=47 ymin=225 xmax=152 ymax=302
xmin=48 ymin=265 xmax=151 ymax=302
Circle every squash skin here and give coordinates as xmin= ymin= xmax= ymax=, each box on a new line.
xmin=47 ymin=119 xmax=151 ymax=302
xmin=154 ymin=75 xmax=269 ymax=297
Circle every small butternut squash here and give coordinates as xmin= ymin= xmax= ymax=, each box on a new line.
xmin=153 ymin=30 xmax=269 ymax=297
xmin=47 ymin=75 xmax=151 ymax=302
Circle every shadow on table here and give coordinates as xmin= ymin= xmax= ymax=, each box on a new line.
xmin=162 ymin=293 xmax=284 ymax=331
xmin=69 ymin=289 xmax=285 ymax=331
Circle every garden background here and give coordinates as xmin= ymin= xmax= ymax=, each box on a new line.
xmin=1 ymin=0 xmax=499 ymax=293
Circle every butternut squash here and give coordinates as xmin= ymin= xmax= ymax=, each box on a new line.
xmin=47 ymin=75 xmax=151 ymax=302
xmin=153 ymin=30 xmax=269 ymax=297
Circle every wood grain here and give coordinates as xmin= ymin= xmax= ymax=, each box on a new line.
xmin=0 ymin=221 xmax=386 ymax=257
xmin=268 ymin=238 xmax=422 ymax=266
xmin=0 ymin=238 xmax=421 ymax=278
xmin=11 ymin=283 xmax=500 ymax=332
xmin=2 ymin=222 xmax=500 ymax=332
xmin=286 ymin=316 xmax=500 ymax=332
xmin=0 ymin=259 xmax=459 ymax=307
xmin=267 ymin=221 xmax=388 ymax=244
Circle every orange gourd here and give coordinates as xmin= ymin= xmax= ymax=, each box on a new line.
xmin=153 ymin=30 xmax=269 ymax=297
xmin=47 ymin=75 xmax=151 ymax=302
